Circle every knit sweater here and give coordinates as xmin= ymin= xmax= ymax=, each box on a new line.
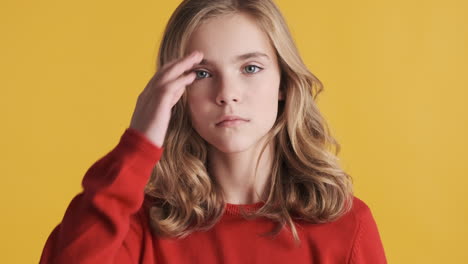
xmin=39 ymin=128 xmax=387 ymax=264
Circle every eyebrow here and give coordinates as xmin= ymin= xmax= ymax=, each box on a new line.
xmin=197 ymin=52 xmax=270 ymax=66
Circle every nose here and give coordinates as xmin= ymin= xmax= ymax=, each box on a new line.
xmin=215 ymin=74 xmax=241 ymax=105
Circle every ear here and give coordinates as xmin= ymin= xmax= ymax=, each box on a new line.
xmin=278 ymin=89 xmax=285 ymax=101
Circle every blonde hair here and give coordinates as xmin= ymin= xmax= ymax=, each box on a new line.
xmin=143 ymin=0 xmax=354 ymax=246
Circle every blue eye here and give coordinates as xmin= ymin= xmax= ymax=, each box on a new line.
xmin=194 ymin=70 xmax=211 ymax=80
xmin=244 ymin=65 xmax=262 ymax=74
xmin=193 ymin=65 xmax=263 ymax=80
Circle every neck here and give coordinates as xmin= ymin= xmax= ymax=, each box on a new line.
xmin=207 ymin=137 xmax=274 ymax=204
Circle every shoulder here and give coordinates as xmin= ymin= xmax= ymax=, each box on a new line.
xmin=315 ymin=195 xmax=375 ymax=227
xmin=295 ymin=195 xmax=380 ymax=246
xmin=295 ymin=195 xmax=372 ymax=241
xmin=350 ymin=196 xmax=374 ymax=222
xmin=347 ymin=196 xmax=387 ymax=263
xmin=349 ymin=195 xmax=383 ymax=238
xmin=292 ymin=196 xmax=379 ymax=262
xmin=345 ymin=195 xmax=379 ymax=239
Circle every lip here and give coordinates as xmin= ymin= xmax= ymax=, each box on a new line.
xmin=216 ymin=115 xmax=250 ymax=126
xmin=216 ymin=119 xmax=249 ymax=128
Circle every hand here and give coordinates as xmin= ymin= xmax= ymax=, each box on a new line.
xmin=129 ymin=51 xmax=203 ymax=147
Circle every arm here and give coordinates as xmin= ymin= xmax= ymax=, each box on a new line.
xmin=39 ymin=128 xmax=163 ymax=264
xmin=348 ymin=201 xmax=388 ymax=264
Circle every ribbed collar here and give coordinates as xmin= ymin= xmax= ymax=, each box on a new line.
xmin=224 ymin=201 xmax=266 ymax=216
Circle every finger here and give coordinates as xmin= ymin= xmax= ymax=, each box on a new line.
xmin=146 ymin=54 xmax=189 ymax=89
xmin=155 ymin=51 xmax=201 ymax=83
xmin=143 ymin=52 xmax=201 ymax=96
xmin=166 ymin=71 xmax=197 ymax=94
xmin=162 ymin=72 xmax=197 ymax=106
xmin=161 ymin=51 xmax=203 ymax=84
xmin=159 ymin=57 xmax=180 ymax=72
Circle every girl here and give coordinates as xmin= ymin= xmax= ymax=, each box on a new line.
xmin=40 ymin=0 xmax=387 ymax=263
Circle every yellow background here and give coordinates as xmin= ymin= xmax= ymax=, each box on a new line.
xmin=1 ymin=0 xmax=467 ymax=263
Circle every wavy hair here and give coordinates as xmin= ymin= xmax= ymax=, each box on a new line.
xmin=143 ymin=0 xmax=354 ymax=246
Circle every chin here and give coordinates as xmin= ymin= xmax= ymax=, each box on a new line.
xmin=206 ymin=137 xmax=256 ymax=154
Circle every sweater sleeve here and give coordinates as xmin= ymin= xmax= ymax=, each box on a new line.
xmin=348 ymin=201 xmax=388 ymax=264
xmin=39 ymin=128 xmax=164 ymax=264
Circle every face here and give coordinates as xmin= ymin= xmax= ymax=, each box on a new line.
xmin=185 ymin=12 xmax=284 ymax=153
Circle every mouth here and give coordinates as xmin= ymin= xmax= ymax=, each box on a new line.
xmin=215 ymin=115 xmax=250 ymax=126
xmin=216 ymin=119 xmax=249 ymax=127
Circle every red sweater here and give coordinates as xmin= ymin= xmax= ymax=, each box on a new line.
xmin=39 ymin=128 xmax=387 ymax=264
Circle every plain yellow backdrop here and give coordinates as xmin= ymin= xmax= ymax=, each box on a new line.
xmin=1 ymin=0 xmax=467 ymax=263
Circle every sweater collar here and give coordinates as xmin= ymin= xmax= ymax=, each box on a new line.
xmin=224 ymin=201 xmax=265 ymax=216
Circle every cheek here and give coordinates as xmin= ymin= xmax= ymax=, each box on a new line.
xmin=252 ymin=78 xmax=280 ymax=102
xmin=251 ymin=78 xmax=281 ymax=116
xmin=187 ymin=95 xmax=211 ymax=124
xmin=186 ymin=84 xmax=210 ymax=104
xmin=187 ymin=80 xmax=211 ymax=96
xmin=186 ymin=90 xmax=204 ymax=110
xmin=254 ymin=69 xmax=280 ymax=93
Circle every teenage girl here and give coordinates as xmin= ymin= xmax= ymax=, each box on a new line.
xmin=40 ymin=0 xmax=387 ymax=263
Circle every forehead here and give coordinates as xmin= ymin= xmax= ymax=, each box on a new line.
xmin=186 ymin=13 xmax=276 ymax=63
